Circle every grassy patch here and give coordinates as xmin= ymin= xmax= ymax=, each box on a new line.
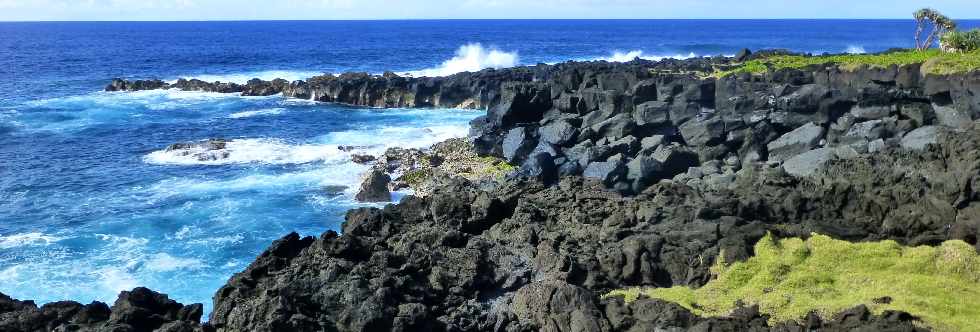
xmin=475 ymin=156 xmax=515 ymax=178
xmin=716 ymin=49 xmax=980 ymax=77
xmin=605 ymin=233 xmax=980 ymax=331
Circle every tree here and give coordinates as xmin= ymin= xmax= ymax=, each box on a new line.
xmin=914 ymin=8 xmax=957 ymax=50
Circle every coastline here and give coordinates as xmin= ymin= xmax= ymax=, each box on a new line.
xmin=3 ymin=50 xmax=980 ymax=331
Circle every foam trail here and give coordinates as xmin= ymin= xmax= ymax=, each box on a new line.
xmin=845 ymin=45 xmax=867 ymax=54
xmin=405 ymin=43 xmax=519 ymax=77
xmin=229 ymin=108 xmax=285 ymax=119
xmin=0 ymin=232 xmax=65 ymax=249
xmin=144 ymin=138 xmax=345 ymax=166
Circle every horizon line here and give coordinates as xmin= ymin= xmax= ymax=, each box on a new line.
xmin=3 ymin=17 xmax=980 ymax=23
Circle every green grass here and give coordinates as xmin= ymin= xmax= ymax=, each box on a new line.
xmin=605 ymin=233 xmax=980 ymax=331
xmin=716 ymin=49 xmax=980 ymax=77
xmin=477 ymin=156 xmax=515 ymax=178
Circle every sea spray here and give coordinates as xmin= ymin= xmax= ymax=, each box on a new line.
xmin=405 ymin=43 xmax=519 ymax=77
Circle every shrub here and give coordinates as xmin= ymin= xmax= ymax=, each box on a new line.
xmin=941 ymin=29 xmax=980 ymax=53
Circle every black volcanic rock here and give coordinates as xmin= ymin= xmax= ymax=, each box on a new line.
xmin=0 ymin=288 xmax=204 ymax=332
xmin=201 ymin=125 xmax=980 ymax=331
xmin=355 ymin=169 xmax=391 ymax=202
xmin=67 ymin=52 xmax=980 ymax=332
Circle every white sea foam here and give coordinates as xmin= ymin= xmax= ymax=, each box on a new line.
xmin=167 ymin=70 xmax=323 ymax=85
xmin=145 ymin=253 xmax=205 ymax=272
xmin=598 ymin=50 xmax=700 ymax=62
xmin=404 ymin=43 xmax=519 ymax=77
xmin=229 ymin=108 xmax=286 ymax=119
xmin=846 ymin=45 xmax=867 ymax=54
xmin=96 ymin=267 xmax=139 ymax=294
xmin=144 ymin=138 xmax=345 ymax=166
xmin=0 ymin=232 xmax=65 ymax=249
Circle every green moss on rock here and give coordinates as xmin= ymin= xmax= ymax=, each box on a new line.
xmin=606 ymin=233 xmax=980 ymax=331
xmin=718 ymin=49 xmax=980 ymax=77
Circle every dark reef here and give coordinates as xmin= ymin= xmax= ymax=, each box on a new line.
xmin=3 ymin=52 xmax=978 ymax=331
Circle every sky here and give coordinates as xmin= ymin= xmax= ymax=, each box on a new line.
xmin=0 ymin=0 xmax=977 ymax=21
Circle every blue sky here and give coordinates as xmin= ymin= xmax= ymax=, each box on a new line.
xmin=0 ymin=0 xmax=977 ymax=21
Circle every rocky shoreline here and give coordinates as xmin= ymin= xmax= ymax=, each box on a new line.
xmin=3 ymin=51 xmax=978 ymax=331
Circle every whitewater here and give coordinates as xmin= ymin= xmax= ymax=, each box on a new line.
xmin=6 ymin=19 xmax=978 ymax=319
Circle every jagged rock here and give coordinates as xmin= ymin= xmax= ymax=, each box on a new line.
xmin=519 ymin=153 xmax=558 ymax=185
xmin=35 ymin=51 xmax=980 ymax=332
xmin=590 ymin=113 xmax=634 ymax=139
xmin=0 ymin=288 xmax=203 ymax=332
xmin=163 ymin=138 xmax=231 ymax=162
xmin=782 ymin=147 xmax=836 ymax=177
xmin=511 ymin=281 xmax=610 ymax=332
xmin=538 ymin=119 xmax=578 ymax=146
xmin=355 ymin=170 xmax=391 ymax=202
xmin=734 ymin=48 xmax=752 ymax=62
xmin=583 ymin=160 xmax=626 ymax=186
xmin=626 ymin=156 xmax=663 ymax=193
xmin=490 ymin=83 xmax=552 ymax=128
xmin=679 ymin=115 xmax=726 ymax=146
xmin=639 ymin=135 xmax=665 ymax=154
xmin=766 ymin=122 xmax=825 ymax=162
xmin=933 ymin=104 xmax=973 ymax=129
xmin=633 ymin=101 xmax=671 ymax=126
xmin=901 ymin=126 xmax=940 ymax=151
xmin=651 ymin=144 xmax=700 ymax=179
xmin=630 ymin=80 xmax=659 ymax=104
xmin=502 ymin=126 xmax=537 ymax=164
xmin=351 ymin=154 xmax=377 ymax=164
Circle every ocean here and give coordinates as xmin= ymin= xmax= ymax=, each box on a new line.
xmin=1 ymin=19 xmax=977 ymax=316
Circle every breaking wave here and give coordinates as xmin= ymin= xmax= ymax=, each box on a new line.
xmin=229 ymin=108 xmax=286 ymax=119
xmin=144 ymin=138 xmax=344 ymax=166
xmin=598 ymin=50 xmax=699 ymax=62
xmin=845 ymin=45 xmax=867 ymax=54
xmin=404 ymin=43 xmax=519 ymax=77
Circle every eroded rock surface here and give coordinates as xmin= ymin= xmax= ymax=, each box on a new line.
xmin=204 ymin=127 xmax=979 ymax=331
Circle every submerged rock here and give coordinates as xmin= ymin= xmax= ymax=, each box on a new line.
xmin=163 ymin=138 xmax=231 ymax=162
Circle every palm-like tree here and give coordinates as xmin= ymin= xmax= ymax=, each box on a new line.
xmin=915 ymin=8 xmax=957 ymax=50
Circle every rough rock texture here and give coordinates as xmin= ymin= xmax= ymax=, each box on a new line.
xmin=0 ymin=288 xmax=204 ymax=332
xmin=11 ymin=53 xmax=967 ymax=332
xmin=203 ymin=126 xmax=979 ymax=331
xmin=355 ymin=170 xmax=391 ymax=202
xmin=164 ymin=139 xmax=231 ymax=162
xmin=109 ymin=55 xmax=980 ymax=196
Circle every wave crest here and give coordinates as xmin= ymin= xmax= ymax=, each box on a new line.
xmin=144 ymin=138 xmax=344 ymax=166
xmin=405 ymin=43 xmax=519 ymax=77
xmin=229 ymin=108 xmax=285 ymax=119
xmin=0 ymin=232 xmax=64 ymax=249
xmin=845 ymin=45 xmax=867 ymax=54
xmin=599 ymin=50 xmax=699 ymax=62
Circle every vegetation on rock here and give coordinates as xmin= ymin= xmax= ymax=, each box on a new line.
xmin=941 ymin=29 xmax=980 ymax=53
xmin=718 ymin=49 xmax=980 ymax=77
xmin=606 ymin=233 xmax=980 ymax=332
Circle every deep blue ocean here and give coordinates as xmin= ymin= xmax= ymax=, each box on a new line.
xmin=1 ymin=20 xmax=978 ymax=317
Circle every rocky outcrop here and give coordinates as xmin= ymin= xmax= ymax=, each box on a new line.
xmin=163 ymin=138 xmax=231 ymax=162
xmin=21 ymin=52 xmax=969 ymax=332
xmin=355 ymin=170 xmax=391 ymax=202
xmin=110 ymin=52 xmax=979 ymax=195
xmin=202 ymin=126 xmax=979 ymax=331
xmin=0 ymin=288 xmax=204 ymax=332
